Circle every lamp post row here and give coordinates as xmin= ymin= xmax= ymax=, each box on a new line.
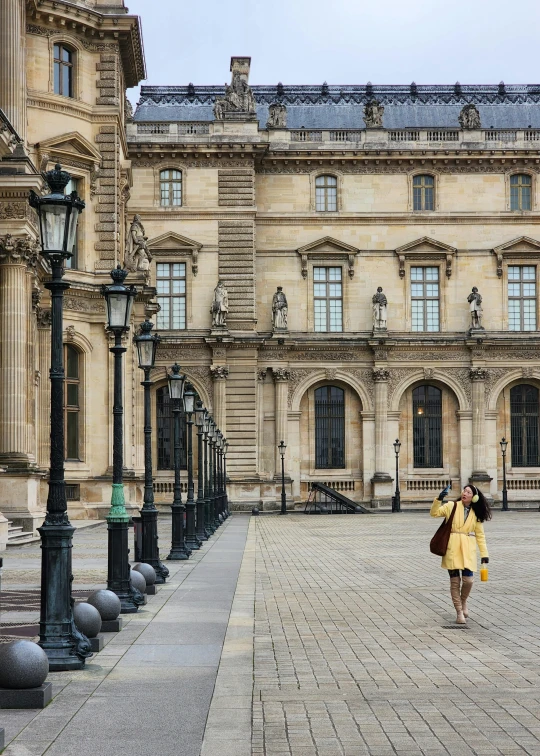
xmin=30 ymin=165 xmax=229 ymax=672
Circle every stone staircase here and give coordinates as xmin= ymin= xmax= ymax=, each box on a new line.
xmin=6 ymin=521 xmax=37 ymax=547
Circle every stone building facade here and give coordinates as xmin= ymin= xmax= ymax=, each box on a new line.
xmin=1 ymin=2 xmax=540 ymax=546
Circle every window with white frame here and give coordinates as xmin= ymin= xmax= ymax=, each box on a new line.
xmin=54 ymin=44 xmax=74 ymax=98
xmin=160 ymin=169 xmax=182 ymax=207
xmin=315 ymin=175 xmax=337 ymax=212
xmin=510 ymin=174 xmax=532 ymax=211
xmin=508 ymin=265 xmax=536 ymax=331
xmin=314 ymin=266 xmax=342 ymax=332
xmin=156 ymin=262 xmax=186 ymax=330
xmin=411 ymin=266 xmax=440 ymax=332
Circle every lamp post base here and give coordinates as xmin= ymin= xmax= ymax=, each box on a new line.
xmin=107 ymin=520 xmax=144 ymax=613
xmin=167 ymin=546 xmax=191 ymax=560
xmin=168 ymin=504 xmax=191 ymax=560
xmin=140 ymin=507 xmax=169 ymax=583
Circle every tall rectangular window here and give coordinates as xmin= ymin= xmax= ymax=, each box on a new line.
xmin=315 ymin=386 xmax=345 ymax=468
xmin=510 ymin=384 xmax=540 ymax=466
xmin=156 ymin=262 xmax=186 ymax=330
xmin=64 ymin=345 xmax=80 ymax=460
xmin=413 ymin=174 xmax=434 ymax=211
xmin=54 ymin=44 xmax=73 ymax=98
xmin=413 ymin=385 xmax=442 ymax=468
xmin=510 ymin=174 xmax=532 ymax=211
xmin=508 ymin=265 xmax=536 ymax=331
xmin=411 ymin=266 xmax=439 ymax=332
xmin=65 ymin=178 xmax=78 ymax=269
xmin=314 ymin=266 xmax=342 ymax=332
xmin=315 ymin=175 xmax=337 ymax=211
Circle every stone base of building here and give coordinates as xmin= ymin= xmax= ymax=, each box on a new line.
xmin=0 ymin=512 xmax=8 ymax=550
xmin=370 ymin=473 xmax=393 ymax=507
xmin=469 ymin=473 xmax=494 ymax=503
xmin=0 ymin=472 xmax=46 ymax=536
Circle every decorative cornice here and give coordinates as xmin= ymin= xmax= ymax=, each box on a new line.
xmin=0 ymin=234 xmax=39 ymax=266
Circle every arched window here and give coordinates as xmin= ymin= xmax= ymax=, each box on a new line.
xmin=54 ymin=44 xmax=74 ymax=98
xmin=315 ymin=386 xmax=345 ymax=468
xmin=413 ymin=385 xmax=442 ymax=467
xmin=510 ymin=174 xmax=532 ymax=211
xmin=413 ymin=174 xmax=435 ymax=211
xmin=160 ymin=170 xmax=182 ymax=207
xmin=64 ymin=344 xmax=80 ymax=459
xmin=315 ymin=175 xmax=337 ymax=212
xmin=156 ymin=386 xmax=186 ymax=470
xmin=510 ymin=384 xmax=539 ymax=466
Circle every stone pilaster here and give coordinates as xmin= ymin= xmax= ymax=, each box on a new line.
xmin=210 ymin=366 xmax=229 ymax=434
xmin=371 ymin=368 xmax=393 ymax=504
xmin=272 ymin=368 xmax=290 ymax=475
xmin=469 ymin=368 xmax=492 ymax=490
xmin=0 ymin=0 xmax=26 ymax=140
xmin=257 ymin=369 xmax=267 ymax=475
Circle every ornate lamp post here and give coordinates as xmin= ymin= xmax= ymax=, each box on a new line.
xmin=101 ymin=266 xmax=143 ymax=613
xmin=183 ymin=382 xmax=201 ymax=551
xmin=392 ymin=439 xmax=401 ymax=513
xmin=167 ymin=364 xmax=191 ymax=560
xmin=30 ymin=164 xmax=91 ymax=669
xmin=208 ymin=418 xmax=220 ymax=529
xmin=223 ymin=439 xmax=230 ymax=518
xmin=500 ymin=437 xmax=509 ymax=512
xmin=216 ymin=431 xmax=224 ymax=522
xmin=278 ymin=440 xmax=287 ymax=515
xmin=203 ymin=411 xmax=214 ymax=536
xmin=133 ymin=319 xmax=169 ymax=583
xmin=194 ymin=400 xmax=208 ymax=542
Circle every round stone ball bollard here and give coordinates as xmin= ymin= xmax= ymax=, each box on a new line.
xmin=0 ymin=640 xmax=49 ymax=689
xmin=73 ymin=601 xmax=102 ymax=639
xmin=130 ymin=568 xmax=147 ymax=594
xmin=87 ymin=589 xmax=121 ymax=621
xmin=133 ymin=562 xmax=156 ymax=587
xmin=251 ymin=507 xmax=260 ymax=516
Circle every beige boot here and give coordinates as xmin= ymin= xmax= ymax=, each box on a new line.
xmin=461 ymin=576 xmax=474 ymax=619
xmin=450 ymin=577 xmax=466 ymax=624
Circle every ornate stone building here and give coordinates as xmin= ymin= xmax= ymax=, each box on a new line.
xmin=1 ymin=3 xmax=540 ymax=546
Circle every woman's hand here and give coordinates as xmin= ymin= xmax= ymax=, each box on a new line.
xmin=481 ymin=557 xmax=489 ymax=564
xmin=437 ymin=484 xmax=451 ymax=501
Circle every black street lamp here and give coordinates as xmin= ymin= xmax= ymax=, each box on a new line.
xmin=278 ymin=440 xmax=287 ymax=515
xmin=392 ymin=439 xmax=401 ymax=513
xmin=500 ymin=437 xmax=509 ymax=512
xmin=217 ymin=431 xmax=225 ymax=522
xmin=223 ymin=438 xmax=230 ymax=518
xmin=30 ymin=164 xmax=92 ymax=669
xmin=101 ymin=266 xmax=143 ymax=613
xmin=194 ymin=400 xmax=208 ymax=543
xmin=208 ymin=418 xmax=220 ymax=529
xmin=167 ymin=364 xmax=191 ymax=560
xmin=203 ymin=410 xmax=214 ymax=536
xmin=183 ymin=382 xmax=201 ymax=551
xmin=133 ymin=319 xmax=169 ymax=583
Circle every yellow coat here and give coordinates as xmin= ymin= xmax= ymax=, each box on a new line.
xmin=430 ymin=497 xmax=489 ymax=571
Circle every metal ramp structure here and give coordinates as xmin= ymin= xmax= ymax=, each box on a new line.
xmin=304 ymin=482 xmax=370 ymax=514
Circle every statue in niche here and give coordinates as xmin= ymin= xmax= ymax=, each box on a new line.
xmin=459 ymin=103 xmax=481 ymax=130
xmin=125 ymin=215 xmax=151 ymax=272
xmin=363 ymin=99 xmax=384 ymax=128
xmin=372 ymin=286 xmax=388 ymax=330
xmin=272 ymin=286 xmax=288 ymax=330
xmin=266 ymin=103 xmax=287 ymax=129
xmin=213 ymin=71 xmax=256 ymax=120
xmin=467 ymin=287 xmax=484 ymax=330
xmin=211 ymin=280 xmax=229 ymax=328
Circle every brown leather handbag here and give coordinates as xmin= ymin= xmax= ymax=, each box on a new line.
xmin=430 ymin=502 xmax=458 ymax=556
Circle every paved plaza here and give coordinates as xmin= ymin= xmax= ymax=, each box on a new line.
xmin=1 ymin=511 xmax=540 ymax=755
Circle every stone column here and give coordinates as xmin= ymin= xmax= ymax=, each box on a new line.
xmin=257 ymin=369 xmax=267 ymax=475
xmin=0 ymin=0 xmax=26 ymax=140
xmin=272 ymin=368 xmax=290 ymax=474
xmin=371 ymin=368 xmax=393 ymax=504
xmin=211 ymin=366 xmax=229 ymax=434
xmin=469 ymin=368 xmax=492 ymax=492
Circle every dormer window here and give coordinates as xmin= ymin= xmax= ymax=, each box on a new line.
xmin=54 ymin=44 xmax=74 ymax=98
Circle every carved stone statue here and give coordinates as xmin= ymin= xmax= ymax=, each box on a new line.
xmin=372 ymin=286 xmax=388 ymax=330
xmin=125 ymin=215 xmax=151 ymax=272
xmin=363 ymin=99 xmax=384 ymax=128
xmin=267 ymin=103 xmax=287 ymax=129
xmin=272 ymin=286 xmax=288 ymax=330
xmin=459 ymin=103 xmax=481 ymax=130
xmin=467 ymin=286 xmax=484 ymax=330
xmin=210 ymin=280 xmax=229 ymax=328
xmin=213 ymin=72 xmax=256 ymax=120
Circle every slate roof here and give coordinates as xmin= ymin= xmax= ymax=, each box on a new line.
xmin=134 ymin=84 xmax=540 ymax=129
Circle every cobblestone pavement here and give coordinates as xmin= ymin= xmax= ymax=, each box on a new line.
xmin=251 ymin=512 xmax=540 ymax=756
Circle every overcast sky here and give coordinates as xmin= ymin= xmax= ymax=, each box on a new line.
xmin=126 ymin=0 xmax=540 ymax=105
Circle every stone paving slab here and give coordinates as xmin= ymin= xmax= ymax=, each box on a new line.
xmin=251 ymin=512 xmax=540 ymax=756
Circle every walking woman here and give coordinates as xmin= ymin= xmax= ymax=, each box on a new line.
xmin=431 ymin=484 xmax=491 ymax=624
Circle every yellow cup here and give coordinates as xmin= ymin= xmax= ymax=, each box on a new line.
xmin=480 ymin=566 xmax=488 ymax=582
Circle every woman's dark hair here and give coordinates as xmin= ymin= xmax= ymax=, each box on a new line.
xmin=465 ymin=485 xmax=492 ymax=522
